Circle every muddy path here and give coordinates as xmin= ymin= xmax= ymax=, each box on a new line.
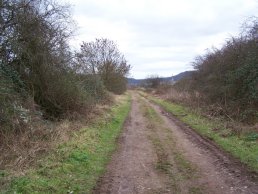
xmin=94 ymin=93 xmax=258 ymax=194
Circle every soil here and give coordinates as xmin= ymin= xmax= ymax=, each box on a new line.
xmin=94 ymin=93 xmax=258 ymax=194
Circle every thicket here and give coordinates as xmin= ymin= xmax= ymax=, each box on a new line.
xmin=77 ymin=38 xmax=130 ymax=94
xmin=0 ymin=0 xmax=130 ymax=132
xmin=173 ymin=18 xmax=258 ymax=123
xmin=142 ymin=75 xmax=162 ymax=89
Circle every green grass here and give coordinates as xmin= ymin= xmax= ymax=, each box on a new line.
xmin=2 ymin=94 xmax=131 ymax=194
xmin=145 ymin=94 xmax=258 ymax=172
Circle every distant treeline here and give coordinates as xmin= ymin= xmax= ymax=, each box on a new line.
xmin=127 ymin=71 xmax=193 ymax=86
xmin=173 ymin=18 xmax=258 ymax=123
xmin=0 ymin=0 xmax=130 ymax=132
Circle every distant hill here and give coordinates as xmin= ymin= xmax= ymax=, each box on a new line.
xmin=161 ymin=71 xmax=194 ymax=82
xmin=127 ymin=71 xmax=194 ymax=86
xmin=127 ymin=78 xmax=144 ymax=86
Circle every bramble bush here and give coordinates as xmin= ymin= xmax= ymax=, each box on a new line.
xmin=172 ymin=18 xmax=258 ymax=123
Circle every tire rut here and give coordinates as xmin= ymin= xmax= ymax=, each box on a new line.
xmin=143 ymin=95 xmax=258 ymax=194
xmin=94 ymin=93 xmax=258 ymax=194
xmin=94 ymin=93 xmax=169 ymax=194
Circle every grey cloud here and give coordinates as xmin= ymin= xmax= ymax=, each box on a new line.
xmin=65 ymin=0 xmax=258 ymax=78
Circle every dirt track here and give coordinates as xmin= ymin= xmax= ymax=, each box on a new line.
xmin=94 ymin=93 xmax=258 ymax=194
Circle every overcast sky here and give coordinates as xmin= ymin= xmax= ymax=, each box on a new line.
xmin=64 ymin=0 xmax=258 ymax=78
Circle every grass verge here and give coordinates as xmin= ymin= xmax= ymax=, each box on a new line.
xmin=1 ymin=94 xmax=131 ymax=194
xmin=141 ymin=92 xmax=258 ymax=172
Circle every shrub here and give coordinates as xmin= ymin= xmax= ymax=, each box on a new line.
xmin=172 ymin=18 xmax=258 ymax=123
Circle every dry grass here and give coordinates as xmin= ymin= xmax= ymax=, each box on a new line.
xmin=0 ymin=93 xmax=131 ymax=193
xmin=0 ymin=121 xmax=78 ymax=173
xmin=157 ymin=87 xmax=200 ymax=107
xmin=0 ymin=96 xmax=115 ymax=175
xmin=147 ymin=86 xmax=258 ymax=135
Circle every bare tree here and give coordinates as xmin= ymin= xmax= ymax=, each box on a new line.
xmin=143 ymin=75 xmax=162 ymax=88
xmin=78 ymin=38 xmax=131 ymax=94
